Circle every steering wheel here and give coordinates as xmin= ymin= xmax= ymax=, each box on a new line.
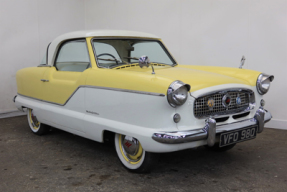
xmin=97 ymin=53 xmax=119 ymax=65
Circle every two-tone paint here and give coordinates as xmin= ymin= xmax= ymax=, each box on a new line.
xmin=15 ymin=30 xmax=271 ymax=153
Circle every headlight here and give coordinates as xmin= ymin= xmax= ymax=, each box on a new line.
xmin=256 ymin=73 xmax=274 ymax=95
xmin=167 ymin=81 xmax=191 ymax=107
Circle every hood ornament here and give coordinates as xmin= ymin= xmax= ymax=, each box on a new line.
xmin=139 ymin=55 xmax=155 ymax=74
xmin=239 ymin=55 xmax=246 ymax=69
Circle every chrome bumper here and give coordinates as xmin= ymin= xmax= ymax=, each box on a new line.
xmin=152 ymin=108 xmax=272 ymax=146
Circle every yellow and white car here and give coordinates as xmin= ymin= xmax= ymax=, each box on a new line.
xmin=14 ymin=30 xmax=274 ymax=173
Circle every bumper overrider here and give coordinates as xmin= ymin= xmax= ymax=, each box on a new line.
xmin=152 ymin=108 xmax=272 ymax=146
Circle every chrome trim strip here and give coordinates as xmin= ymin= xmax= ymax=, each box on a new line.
xmin=17 ymin=85 xmax=165 ymax=106
xmin=152 ymin=109 xmax=272 ymax=144
xmin=84 ymin=85 xmax=165 ymax=97
xmin=17 ymin=93 xmax=64 ymax=106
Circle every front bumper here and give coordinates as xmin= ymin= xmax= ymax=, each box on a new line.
xmin=152 ymin=108 xmax=272 ymax=146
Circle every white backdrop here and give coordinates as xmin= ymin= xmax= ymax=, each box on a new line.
xmin=0 ymin=0 xmax=85 ymax=113
xmin=0 ymin=0 xmax=286 ymax=129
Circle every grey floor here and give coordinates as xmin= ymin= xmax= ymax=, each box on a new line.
xmin=0 ymin=116 xmax=286 ymax=192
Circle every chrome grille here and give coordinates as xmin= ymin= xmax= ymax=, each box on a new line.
xmin=194 ymin=90 xmax=252 ymax=118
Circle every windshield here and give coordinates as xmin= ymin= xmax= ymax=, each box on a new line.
xmin=92 ymin=39 xmax=176 ymax=68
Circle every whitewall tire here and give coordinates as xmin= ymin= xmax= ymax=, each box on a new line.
xmin=114 ymin=133 xmax=159 ymax=173
xmin=27 ymin=108 xmax=50 ymax=135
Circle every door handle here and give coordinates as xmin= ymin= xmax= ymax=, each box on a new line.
xmin=41 ymin=79 xmax=49 ymax=82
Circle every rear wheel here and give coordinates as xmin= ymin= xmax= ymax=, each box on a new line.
xmin=114 ymin=133 xmax=159 ymax=173
xmin=27 ymin=108 xmax=50 ymax=135
xmin=205 ymin=143 xmax=236 ymax=152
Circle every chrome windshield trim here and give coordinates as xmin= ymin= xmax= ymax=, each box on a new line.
xmin=90 ymin=37 xmax=177 ymax=69
xmin=17 ymin=85 xmax=165 ymax=106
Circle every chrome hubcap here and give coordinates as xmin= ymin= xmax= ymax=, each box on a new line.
xmin=122 ymin=135 xmax=139 ymax=156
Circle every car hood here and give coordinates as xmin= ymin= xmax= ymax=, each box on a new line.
xmin=115 ymin=64 xmax=260 ymax=92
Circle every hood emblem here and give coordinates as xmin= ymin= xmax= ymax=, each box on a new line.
xmin=236 ymin=94 xmax=241 ymax=106
xmin=222 ymin=94 xmax=231 ymax=108
xmin=139 ymin=55 xmax=155 ymax=75
xmin=139 ymin=55 xmax=150 ymax=68
xmin=207 ymin=98 xmax=215 ymax=110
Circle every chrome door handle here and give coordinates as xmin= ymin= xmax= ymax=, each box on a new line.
xmin=41 ymin=79 xmax=49 ymax=82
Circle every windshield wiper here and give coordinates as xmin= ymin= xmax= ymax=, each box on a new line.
xmin=97 ymin=58 xmax=132 ymax=69
xmin=98 ymin=58 xmax=120 ymax=62
xmin=124 ymin=57 xmax=139 ymax=60
xmin=124 ymin=57 xmax=175 ymax=67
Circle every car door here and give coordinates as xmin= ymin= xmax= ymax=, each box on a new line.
xmin=40 ymin=39 xmax=90 ymax=133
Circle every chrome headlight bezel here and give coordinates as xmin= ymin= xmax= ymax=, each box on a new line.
xmin=167 ymin=80 xmax=191 ymax=107
xmin=256 ymin=73 xmax=274 ymax=95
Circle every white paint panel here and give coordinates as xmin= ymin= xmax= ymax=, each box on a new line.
xmin=15 ymin=91 xmax=207 ymax=152
xmin=84 ymin=87 xmax=176 ymax=130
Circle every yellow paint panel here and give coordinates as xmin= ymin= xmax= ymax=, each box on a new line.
xmin=16 ymin=67 xmax=49 ymax=99
xmin=41 ymin=67 xmax=88 ymax=104
xmin=180 ymin=65 xmax=261 ymax=86
xmin=110 ymin=64 xmax=261 ymax=92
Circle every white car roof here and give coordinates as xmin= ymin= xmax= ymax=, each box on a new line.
xmin=47 ymin=30 xmax=159 ymax=65
xmin=56 ymin=30 xmax=159 ymax=39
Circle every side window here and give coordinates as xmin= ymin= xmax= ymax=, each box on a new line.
xmin=55 ymin=39 xmax=90 ymax=72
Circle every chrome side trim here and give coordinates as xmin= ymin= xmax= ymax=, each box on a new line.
xmin=84 ymin=85 xmax=165 ymax=97
xmin=17 ymin=85 xmax=165 ymax=106
xmin=152 ymin=109 xmax=272 ymax=144
xmin=17 ymin=93 xmax=64 ymax=106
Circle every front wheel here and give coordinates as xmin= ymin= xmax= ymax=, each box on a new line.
xmin=114 ymin=133 xmax=159 ymax=173
xmin=27 ymin=108 xmax=50 ymax=135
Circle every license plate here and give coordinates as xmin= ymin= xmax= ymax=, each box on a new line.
xmin=219 ymin=125 xmax=258 ymax=147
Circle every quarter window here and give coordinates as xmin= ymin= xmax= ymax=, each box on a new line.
xmin=55 ymin=39 xmax=90 ymax=72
